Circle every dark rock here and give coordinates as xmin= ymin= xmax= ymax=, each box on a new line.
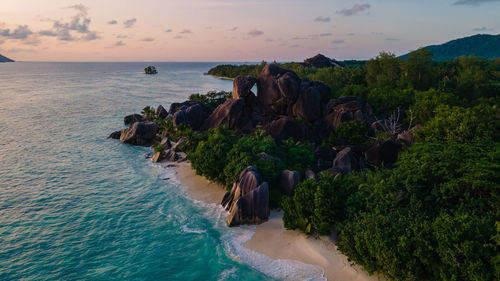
xmin=233 ymin=76 xmax=257 ymax=99
xmin=157 ymin=105 xmax=169 ymax=119
xmin=173 ymin=103 xmax=213 ymax=130
xmin=201 ymin=98 xmax=247 ymax=131
xmin=278 ymin=170 xmax=301 ymax=195
xmin=309 ymin=119 xmax=334 ymax=145
xmin=324 ymin=96 xmax=374 ymax=127
xmin=305 ymin=170 xmax=318 ymax=181
xmin=120 ymin=122 xmax=158 ymax=145
xmin=108 ymin=130 xmax=121 ymax=139
xmin=124 ymin=114 xmax=143 ymax=125
xmin=263 ymin=117 xmax=302 ymax=144
xmin=222 ymin=166 xmax=269 ymax=226
xmin=332 ymin=147 xmax=359 ymax=174
xmin=303 ymin=54 xmax=343 ymax=68
xmin=144 ymin=66 xmax=157 ymax=74
xmin=256 ymin=64 xmax=301 ymax=115
xmin=364 ymin=140 xmax=401 ymax=166
xmin=326 ymin=167 xmax=343 ymax=177
xmin=292 ymin=78 xmax=331 ymax=122
xmin=168 ymin=100 xmax=197 ymax=115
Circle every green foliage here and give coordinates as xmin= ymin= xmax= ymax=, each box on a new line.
xmin=365 ymin=87 xmax=415 ymax=115
xmin=409 ymin=89 xmax=458 ymax=124
xmin=188 ymin=127 xmax=237 ymax=183
xmin=189 ymin=91 xmax=232 ymax=108
xmin=335 ymin=142 xmax=500 ymax=280
xmin=333 ymin=120 xmax=369 ymax=145
xmin=281 ymin=139 xmax=314 ymax=172
xmin=403 ymin=48 xmax=435 ymax=90
xmin=282 ymin=172 xmax=347 ymax=235
xmin=366 ymin=52 xmax=402 ymax=88
xmin=141 ymin=106 xmax=156 ymax=121
xmin=223 ymin=130 xmax=284 ymax=187
xmin=153 ymin=144 xmax=164 ymax=153
xmin=416 ymin=104 xmax=499 ymax=144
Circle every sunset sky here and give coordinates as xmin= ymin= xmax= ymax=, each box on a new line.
xmin=1 ymin=0 xmax=499 ymax=62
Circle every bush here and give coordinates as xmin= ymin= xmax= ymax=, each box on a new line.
xmin=189 ymin=91 xmax=232 ymax=108
xmin=365 ymin=87 xmax=415 ymax=115
xmin=188 ymin=127 xmax=237 ymax=183
xmin=281 ymin=139 xmax=315 ymax=172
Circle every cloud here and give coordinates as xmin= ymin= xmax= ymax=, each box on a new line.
xmin=337 ymin=4 xmax=370 ymax=16
xmin=141 ymin=37 xmax=155 ymax=42
xmin=116 ymin=34 xmax=128 ymax=39
xmin=314 ymin=16 xmax=331 ymax=22
xmin=3 ymin=48 xmax=36 ymax=53
xmin=228 ymin=26 xmax=238 ymax=31
xmin=174 ymin=35 xmax=183 ymax=39
xmin=347 ymin=33 xmax=355 ymax=36
xmin=385 ymin=37 xmax=400 ymax=41
xmin=473 ymin=26 xmax=493 ymax=31
xmin=0 ymin=25 xmax=34 ymax=39
xmin=248 ymin=29 xmax=263 ymax=36
xmin=180 ymin=29 xmax=192 ymax=34
xmin=453 ymin=0 xmax=500 ymax=5
xmin=124 ymin=18 xmax=137 ymax=28
xmin=320 ymin=33 xmax=333 ymax=37
xmin=108 ymin=20 xmax=118 ymax=25
xmin=165 ymin=29 xmax=173 ymax=32
xmin=332 ymin=39 xmax=345 ymax=44
xmin=37 ymin=4 xmax=101 ymax=41
xmin=265 ymin=38 xmax=274 ymax=42
xmin=289 ymin=44 xmax=300 ymax=48
xmin=114 ymin=40 xmax=125 ymax=46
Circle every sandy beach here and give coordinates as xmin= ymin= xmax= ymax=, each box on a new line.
xmin=171 ymin=161 xmax=382 ymax=281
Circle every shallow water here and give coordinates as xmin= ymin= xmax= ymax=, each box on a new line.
xmin=0 ymin=62 xmax=324 ymax=281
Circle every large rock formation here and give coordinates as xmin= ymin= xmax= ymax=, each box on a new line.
xmin=263 ymin=117 xmax=303 ymax=143
xmin=124 ymin=114 xmax=143 ymax=125
xmin=364 ymin=140 xmax=401 ymax=166
xmin=303 ymin=54 xmax=343 ymax=68
xmin=324 ymin=96 xmax=375 ymax=127
xmin=168 ymin=100 xmax=197 ymax=115
xmin=157 ymin=105 xmax=169 ymax=119
xmin=257 ymin=64 xmax=301 ymax=115
xmin=201 ymin=98 xmax=250 ymax=131
xmin=173 ymin=103 xmax=213 ymax=130
xmin=292 ymin=78 xmax=331 ymax=122
xmin=120 ymin=122 xmax=158 ymax=145
xmin=332 ymin=147 xmax=359 ymax=175
xmin=221 ymin=166 xmax=270 ymax=226
xmin=233 ymin=76 xmax=257 ymax=99
xmin=278 ymin=170 xmax=301 ymax=195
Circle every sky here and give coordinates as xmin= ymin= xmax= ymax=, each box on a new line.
xmin=0 ymin=0 xmax=499 ymax=62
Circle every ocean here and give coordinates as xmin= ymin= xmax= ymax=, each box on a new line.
xmin=0 ymin=62 xmax=324 ymax=281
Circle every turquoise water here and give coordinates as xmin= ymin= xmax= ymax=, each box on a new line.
xmin=0 ymin=62 xmax=324 ymax=281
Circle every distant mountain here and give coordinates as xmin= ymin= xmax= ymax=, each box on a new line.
xmin=0 ymin=53 xmax=14 ymax=62
xmin=401 ymin=34 xmax=500 ymax=61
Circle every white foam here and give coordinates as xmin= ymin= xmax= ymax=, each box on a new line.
xmin=222 ymin=226 xmax=326 ymax=281
xmin=180 ymin=224 xmax=207 ymax=234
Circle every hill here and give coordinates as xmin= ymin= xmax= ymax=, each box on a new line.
xmin=0 ymin=53 xmax=14 ymax=62
xmin=401 ymin=34 xmax=500 ymax=61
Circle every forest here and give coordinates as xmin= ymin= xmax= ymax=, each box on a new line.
xmin=154 ymin=49 xmax=499 ymax=281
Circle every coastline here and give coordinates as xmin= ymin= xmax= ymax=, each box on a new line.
xmin=170 ymin=161 xmax=382 ymax=281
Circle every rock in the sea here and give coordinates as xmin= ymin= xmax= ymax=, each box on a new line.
xmin=292 ymin=78 xmax=331 ymax=122
xmin=332 ymin=147 xmax=359 ymax=174
xmin=257 ymin=64 xmax=301 ymax=115
xmin=120 ymin=122 xmax=158 ymax=145
xmin=173 ymin=103 xmax=213 ymax=130
xmin=303 ymin=54 xmax=343 ymax=68
xmin=278 ymin=170 xmax=301 ymax=195
xmin=157 ymin=105 xmax=169 ymax=119
xmin=201 ymin=98 xmax=248 ymax=131
xmin=263 ymin=117 xmax=302 ymax=144
xmin=144 ymin=66 xmax=158 ymax=74
xmin=108 ymin=130 xmax=121 ymax=139
xmin=233 ymin=76 xmax=257 ymax=99
xmin=221 ymin=166 xmax=270 ymax=226
xmin=124 ymin=114 xmax=143 ymax=125
xmin=324 ymin=96 xmax=374 ymax=127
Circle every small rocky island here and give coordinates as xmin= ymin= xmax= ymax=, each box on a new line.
xmin=144 ymin=66 xmax=158 ymax=74
xmin=0 ymin=53 xmax=14 ymax=62
xmin=109 ymin=62 xmax=419 ymax=227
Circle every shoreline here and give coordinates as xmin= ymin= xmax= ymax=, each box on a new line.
xmin=170 ymin=161 xmax=382 ymax=281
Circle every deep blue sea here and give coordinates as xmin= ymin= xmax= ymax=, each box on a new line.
xmin=0 ymin=62 xmax=324 ymax=281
